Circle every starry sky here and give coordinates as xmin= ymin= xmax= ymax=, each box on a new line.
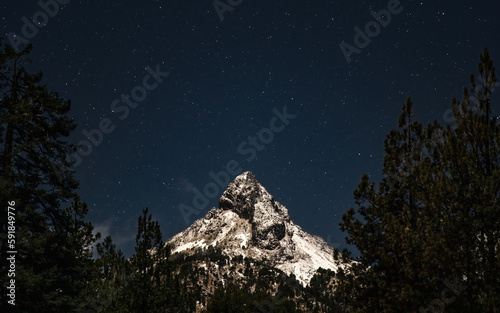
xmin=2 ymin=0 xmax=500 ymax=257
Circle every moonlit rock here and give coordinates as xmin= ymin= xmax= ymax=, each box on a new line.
xmin=167 ymin=171 xmax=341 ymax=286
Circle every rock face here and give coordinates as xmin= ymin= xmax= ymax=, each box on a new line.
xmin=219 ymin=171 xmax=262 ymax=219
xmin=219 ymin=172 xmax=288 ymax=250
xmin=167 ymin=171 xmax=340 ymax=286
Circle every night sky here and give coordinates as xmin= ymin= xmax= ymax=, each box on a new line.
xmin=2 ymin=0 xmax=500 ymax=257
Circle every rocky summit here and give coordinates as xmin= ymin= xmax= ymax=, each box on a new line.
xmin=167 ymin=171 xmax=340 ymax=286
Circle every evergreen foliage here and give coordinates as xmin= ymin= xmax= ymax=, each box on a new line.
xmin=0 ymin=40 xmax=96 ymax=313
xmin=83 ymin=208 xmax=196 ymax=313
xmin=336 ymin=49 xmax=500 ymax=312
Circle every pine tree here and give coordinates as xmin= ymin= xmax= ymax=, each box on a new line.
xmin=337 ymin=49 xmax=500 ymax=313
xmin=126 ymin=208 xmax=195 ymax=312
xmin=0 ymin=41 xmax=96 ymax=312
xmin=84 ymin=209 xmax=196 ymax=312
xmin=79 ymin=235 xmax=132 ymax=313
xmin=338 ymin=98 xmax=432 ymax=313
xmin=436 ymin=48 xmax=500 ymax=311
xmin=128 ymin=208 xmax=170 ymax=312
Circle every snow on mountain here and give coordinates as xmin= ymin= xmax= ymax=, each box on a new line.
xmin=167 ymin=171 xmax=340 ymax=286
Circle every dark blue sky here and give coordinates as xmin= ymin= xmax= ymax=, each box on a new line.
xmin=3 ymin=0 xmax=500 ymax=256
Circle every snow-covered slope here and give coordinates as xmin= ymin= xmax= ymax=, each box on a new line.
xmin=167 ymin=171 xmax=340 ymax=286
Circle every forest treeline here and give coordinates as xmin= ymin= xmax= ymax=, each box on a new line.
xmin=0 ymin=39 xmax=499 ymax=312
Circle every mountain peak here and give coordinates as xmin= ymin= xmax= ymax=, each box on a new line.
xmin=168 ymin=171 xmax=341 ymax=286
xmin=219 ymin=171 xmax=268 ymax=218
xmin=219 ymin=171 xmax=290 ymax=250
